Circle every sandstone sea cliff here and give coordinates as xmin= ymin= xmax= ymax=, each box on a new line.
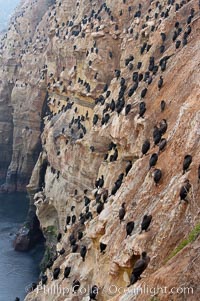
xmin=0 ymin=0 xmax=200 ymax=300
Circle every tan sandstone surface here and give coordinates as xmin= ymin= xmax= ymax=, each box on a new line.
xmin=0 ymin=0 xmax=200 ymax=300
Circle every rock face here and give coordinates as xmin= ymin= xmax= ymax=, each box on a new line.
xmin=13 ymin=203 xmax=44 ymax=251
xmin=0 ymin=0 xmax=52 ymax=190
xmin=0 ymin=79 xmax=13 ymax=181
xmin=0 ymin=0 xmax=200 ymax=300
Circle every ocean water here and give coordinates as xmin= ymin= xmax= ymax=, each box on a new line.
xmin=0 ymin=193 xmax=44 ymax=301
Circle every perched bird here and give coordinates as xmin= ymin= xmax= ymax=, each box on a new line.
xmin=104 ymin=153 xmax=108 ymax=161
xmin=182 ymin=38 xmax=187 ymax=47
xmin=137 ymin=62 xmax=142 ymax=69
xmin=115 ymin=69 xmax=121 ymax=79
xmin=179 ymin=179 xmax=191 ymax=203
xmin=63 ymin=267 xmax=71 ymax=279
xmin=97 ymin=201 xmax=104 ymax=214
xmin=172 ymin=30 xmax=178 ymax=41
xmin=78 ymin=231 xmax=83 ymax=240
xmin=160 ymin=44 xmax=165 ymax=54
xmin=100 ymin=242 xmax=107 ymax=253
xmin=98 ymin=175 xmax=104 ymax=188
xmin=95 ymin=175 xmax=104 ymax=188
xmin=80 ymin=245 xmax=87 ymax=261
xmin=110 ymin=99 xmax=115 ymax=111
xmin=158 ymin=138 xmax=167 ymax=153
xmin=141 ymin=88 xmax=147 ymax=98
xmin=128 ymin=83 xmax=137 ymax=97
xmin=125 ymin=104 xmax=131 ymax=115
xmin=46 ymin=258 xmax=54 ymax=269
xmin=140 ymin=215 xmax=152 ymax=233
xmin=161 ymin=32 xmax=166 ymax=42
xmin=53 ymin=268 xmax=60 ymax=280
xmin=102 ymin=190 xmax=108 ymax=202
xmin=95 ymin=193 xmax=101 ymax=203
xmin=125 ymin=161 xmax=132 ymax=175
xmin=153 ymin=169 xmax=162 ymax=186
xmin=126 ymin=221 xmax=135 ymax=237
xmin=158 ymin=76 xmax=163 ymax=90
xmin=72 ymin=279 xmax=80 ymax=293
xmin=57 ymin=233 xmax=62 ymax=242
xmin=153 ymin=126 xmax=162 ymax=146
xmin=111 ymin=184 xmax=118 ymax=195
xmin=138 ymin=102 xmax=146 ymax=118
xmin=112 ymin=149 xmax=118 ymax=161
xmin=128 ymin=252 xmax=150 ymax=286
xmin=175 ymin=21 xmax=179 ymax=28
xmin=93 ymin=114 xmax=98 ymax=125
xmin=69 ymin=233 xmax=76 ymax=245
xmin=29 ymin=283 xmax=37 ymax=292
xmin=149 ymin=153 xmax=158 ymax=170
xmin=160 ymin=100 xmax=166 ymax=112
xmin=108 ymin=141 xmax=116 ymax=151
xmin=141 ymin=140 xmax=150 ymax=156
xmin=72 ymin=244 xmax=78 ymax=252
xmin=119 ymin=203 xmax=126 ymax=222
xmin=89 ymin=285 xmax=98 ymax=301
xmin=72 ymin=215 xmax=76 ymax=224
xmin=41 ymin=275 xmax=48 ymax=285
xmin=175 ymin=40 xmax=181 ymax=49
xmin=85 ymin=211 xmax=93 ymax=220
xmin=120 ymin=77 xmax=126 ymax=86
xmin=66 ymin=215 xmax=71 ymax=225
xmin=159 ymin=119 xmax=167 ymax=135
xmin=132 ymin=72 xmax=138 ymax=82
xmin=183 ymin=155 xmax=192 ymax=174
xmin=59 ymin=248 xmax=65 ymax=255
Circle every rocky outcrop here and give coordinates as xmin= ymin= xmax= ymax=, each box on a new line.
xmin=13 ymin=210 xmax=44 ymax=251
xmin=0 ymin=79 xmax=13 ymax=181
xmin=0 ymin=0 xmax=54 ymax=191
xmin=0 ymin=0 xmax=200 ymax=300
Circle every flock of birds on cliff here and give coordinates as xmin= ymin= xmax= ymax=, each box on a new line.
xmin=8 ymin=0 xmax=200 ymax=300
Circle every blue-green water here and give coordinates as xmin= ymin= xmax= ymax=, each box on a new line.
xmin=0 ymin=193 xmax=44 ymax=301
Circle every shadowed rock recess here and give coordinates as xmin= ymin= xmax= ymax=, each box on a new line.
xmin=0 ymin=0 xmax=200 ymax=300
